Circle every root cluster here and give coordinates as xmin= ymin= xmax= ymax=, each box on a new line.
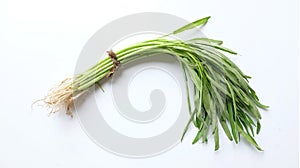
xmin=42 ymin=78 xmax=75 ymax=117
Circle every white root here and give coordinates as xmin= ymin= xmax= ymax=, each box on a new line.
xmin=41 ymin=78 xmax=76 ymax=117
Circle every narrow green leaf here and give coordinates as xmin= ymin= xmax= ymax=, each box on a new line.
xmin=240 ymin=112 xmax=255 ymax=137
xmin=173 ymin=16 xmax=211 ymax=35
xmin=256 ymin=121 xmax=261 ymax=134
xmin=202 ymin=85 xmax=212 ymax=117
xmin=248 ymin=123 xmax=255 ymax=137
xmin=196 ymin=41 xmax=237 ymax=55
xmin=244 ymin=113 xmax=254 ymax=125
xmin=227 ymin=80 xmax=237 ymax=122
xmin=239 ymin=115 xmax=252 ymax=136
xmin=181 ymin=63 xmax=192 ymax=116
xmin=237 ymin=125 xmax=263 ymax=151
xmin=201 ymin=117 xmax=210 ymax=143
xmin=195 ymin=75 xmax=205 ymax=125
xmin=195 ymin=113 xmax=205 ymax=128
xmin=254 ymin=100 xmax=270 ymax=109
xmin=181 ymin=79 xmax=199 ymax=142
xmin=228 ymin=100 xmax=238 ymax=143
xmin=220 ymin=119 xmax=233 ymax=141
xmin=192 ymin=129 xmax=203 ymax=144
xmin=214 ymin=127 xmax=220 ymax=151
xmin=211 ymin=100 xmax=217 ymax=132
xmin=206 ymin=75 xmax=230 ymax=96
xmin=189 ymin=37 xmax=223 ymax=45
xmin=96 ymin=82 xmax=105 ymax=92
xmin=226 ymin=80 xmax=239 ymax=143
xmin=250 ymin=105 xmax=262 ymax=120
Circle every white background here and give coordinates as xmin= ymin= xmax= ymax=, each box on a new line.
xmin=0 ymin=0 xmax=298 ymax=167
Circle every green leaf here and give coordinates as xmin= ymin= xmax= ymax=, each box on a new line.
xmin=239 ymin=115 xmax=252 ymax=137
xmin=214 ymin=127 xmax=220 ymax=151
xmin=181 ymin=113 xmax=195 ymax=142
xmin=195 ymin=41 xmax=237 ymax=55
xmin=192 ymin=129 xmax=203 ymax=144
xmin=181 ymin=63 xmax=192 ymax=116
xmin=202 ymin=127 xmax=209 ymax=143
xmin=228 ymin=100 xmax=238 ymax=143
xmin=244 ymin=113 xmax=255 ymax=126
xmin=220 ymin=119 xmax=233 ymax=141
xmin=96 ymin=82 xmax=105 ymax=92
xmin=172 ymin=16 xmax=211 ymax=35
xmin=206 ymin=75 xmax=230 ymax=96
xmin=189 ymin=37 xmax=223 ymax=45
xmin=254 ymin=100 xmax=270 ymax=109
xmin=256 ymin=121 xmax=261 ymax=134
xmin=201 ymin=117 xmax=210 ymax=143
xmin=202 ymin=85 xmax=212 ymax=117
xmin=237 ymin=125 xmax=263 ymax=151
xmin=211 ymin=100 xmax=217 ymax=132
xmin=239 ymin=112 xmax=255 ymax=137
xmin=180 ymin=79 xmax=198 ymax=142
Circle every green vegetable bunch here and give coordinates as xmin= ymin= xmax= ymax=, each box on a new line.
xmin=43 ymin=16 xmax=268 ymax=151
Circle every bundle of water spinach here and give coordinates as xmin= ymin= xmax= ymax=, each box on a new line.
xmin=41 ymin=16 xmax=268 ymax=151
